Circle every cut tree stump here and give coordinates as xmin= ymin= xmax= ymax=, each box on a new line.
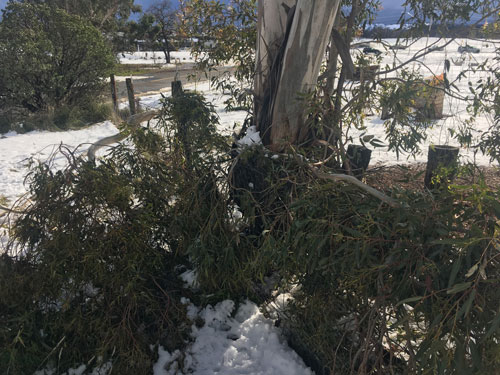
xmin=353 ymin=64 xmax=379 ymax=82
xmin=381 ymin=74 xmax=445 ymax=120
xmin=424 ymin=145 xmax=459 ymax=189
xmin=343 ymin=144 xmax=372 ymax=178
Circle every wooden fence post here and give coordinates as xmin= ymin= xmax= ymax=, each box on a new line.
xmin=110 ymin=74 xmax=118 ymax=113
xmin=171 ymin=80 xmax=183 ymax=97
xmin=126 ymin=78 xmax=136 ymax=115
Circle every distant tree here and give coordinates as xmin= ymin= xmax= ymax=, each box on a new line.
xmin=17 ymin=0 xmax=141 ymax=32
xmin=127 ymin=13 xmax=158 ymax=50
xmin=0 ymin=3 xmax=115 ymax=113
xmin=140 ymin=0 xmax=177 ymax=63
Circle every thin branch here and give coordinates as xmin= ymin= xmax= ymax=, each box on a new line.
xmin=311 ymin=168 xmax=400 ymax=208
xmin=378 ymin=38 xmax=455 ymax=76
xmin=87 ymin=110 xmax=159 ymax=162
xmin=0 ymin=205 xmax=25 ymax=215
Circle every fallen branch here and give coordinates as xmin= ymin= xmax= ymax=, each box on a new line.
xmin=311 ymin=168 xmax=400 ymax=208
xmin=285 ymin=151 xmax=400 ymax=208
xmin=87 ymin=110 xmax=160 ymax=162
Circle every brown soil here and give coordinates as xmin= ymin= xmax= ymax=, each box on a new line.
xmin=364 ymin=163 xmax=500 ymax=192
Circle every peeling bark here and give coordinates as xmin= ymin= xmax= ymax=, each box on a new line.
xmin=255 ymin=0 xmax=341 ymax=151
xmin=254 ymin=0 xmax=295 ymax=145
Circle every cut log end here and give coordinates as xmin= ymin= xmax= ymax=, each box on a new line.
xmin=343 ymin=144 xmax=372 ymax=178
xmin=424 ymin=145 xmax=459 ymax=189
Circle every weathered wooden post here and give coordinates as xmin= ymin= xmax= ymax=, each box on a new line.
xmin=343 ymin=144 xmax=372 ymax=178
xmin=424 ymin=145 xmax=459 ymax=189
xmin=126 ymin=78 xmax=136 ymax=115
xmin=171 ymin=80 xmax=183 ymax=97
xmin=110 ymin=74 xmax=118 ymax=113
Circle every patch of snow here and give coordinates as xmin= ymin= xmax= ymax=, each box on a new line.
xmin=181 ymin=298 xmax=200 ymax=320
xmin=153 ymin=347 xmax=183 ymax=375
xmin=0 ymin=121 xmax=118 ymax=204
xmin=180 ymin=269 xmax=198 ymax=289
xmin=33 ymin=362 xmax=110 ymax=375
xmin=66 ymin=365 xmax=87 ymax=375
xmin=118 ymin=51 xmax=198 ymax=65
xmin=237 ymin=126 xmax=262 ymax=147
xmin=154 ymin=300 xmax=313 ymax=375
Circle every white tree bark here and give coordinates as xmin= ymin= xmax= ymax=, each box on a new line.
xmin=254 ymin=0 xmax=295 ymax=143
xmin=255 ymin=0 xmax=341 ymax=150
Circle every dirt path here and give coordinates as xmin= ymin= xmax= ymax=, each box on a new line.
xmin=115 ymin=65 xmax=237 ymax=99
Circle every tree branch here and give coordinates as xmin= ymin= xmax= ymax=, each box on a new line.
xmin=0 ymin=205 xmax=25 ymax=215
xmin=87 ymin=110 xmax=159 ymax=162
xmin=311 ymin=168 xmax=400 ymax=208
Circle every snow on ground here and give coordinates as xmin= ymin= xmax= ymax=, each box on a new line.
xmin=118 ymin=50 xmax=197 ymax=65
xmin=1 ymin=38 xmax=499 ymax=374
xmin=350 ymin=37 xmax=499 ymax=166
xmin=154 ymin=300 xmax=313 ymax=375
xmin=0 ymin=81 xmax=246 ymax=207
xmin=0 ymin=122 xmax=118 ymax=205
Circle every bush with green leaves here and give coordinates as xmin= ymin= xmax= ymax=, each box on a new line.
xmin=0 ymin=3 xmax=115 ymax=118
xmin=187 ymin=146 xmax=500 ymax=374
xmin=0 ymin=91 xmax=229 ymax=374
xmin=2 ymin=88 xmax=499 ymax=374
xmin=270 ymin=177 xmax=500 ymax=374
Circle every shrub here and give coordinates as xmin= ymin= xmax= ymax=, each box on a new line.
xmin=0 ymin=91 xmax=228 ymax=374
xmin=189 ymin=147 xmax=500 ymax=374
xmin=2 ymin=88 xmax=499 ymax=374
xmin=0 ymin=3 xmax=115 ymax=115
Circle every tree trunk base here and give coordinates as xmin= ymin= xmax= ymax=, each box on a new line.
xmin=424 ymin=145 xmax=459 ymax=189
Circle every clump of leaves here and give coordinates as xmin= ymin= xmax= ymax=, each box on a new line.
xmin=0 ymin=91 xmax=229 ymax=374
xmin=189 ymin=144 xmax=500 ymax=374
xmin=0 ymin=3 xmax=115 ymax=114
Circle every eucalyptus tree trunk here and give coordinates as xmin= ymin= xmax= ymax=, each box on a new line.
xmin=254 ymin=0 xmax=341 ymax=151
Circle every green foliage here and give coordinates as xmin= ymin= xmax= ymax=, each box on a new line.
xmin=185 ymin=146 xmax=500 ymax=374
xmin=0 ymin=3 xmax=115 ymax=115
xmin=1 ymin=87 xmax=499 ymax=374
xmin=179 ymin=0 xmax=256 ymax=111
xmin=0 ymin=102 xmax=114 ymax=134
xmin=1 ymin=154 xmax=190 ymax=373
xmin=378 ymin=72 xmax=433 ymax=159
xmin=274 ymin=180 xmax=500 ymax=374
xmin=20 ymin=0 xmax=141 ymax=33
xmin=0 ymin=91 xmax=229 ymax=374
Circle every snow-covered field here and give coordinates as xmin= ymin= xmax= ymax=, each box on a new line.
xmin=118 ymin=50 xmax=197 ymax=65
xmin=1 ymin=38 xmax=499 ymax=375
xmin=355 ymin=37 xmax=498 ymax=166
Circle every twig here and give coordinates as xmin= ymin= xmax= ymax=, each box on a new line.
xmin=0 ymin=204 xmax=25 ymax=215
xmin=87 ymin=110 xmax=160 ymax=162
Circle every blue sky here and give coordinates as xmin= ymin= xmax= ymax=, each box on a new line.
xmin=1 ymin=0 xmax=405 ymax=23
xmin=0 ymin=0 xmax=404 ymax=10
xmin=136 ymin=0 xmax=405 ymax=12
